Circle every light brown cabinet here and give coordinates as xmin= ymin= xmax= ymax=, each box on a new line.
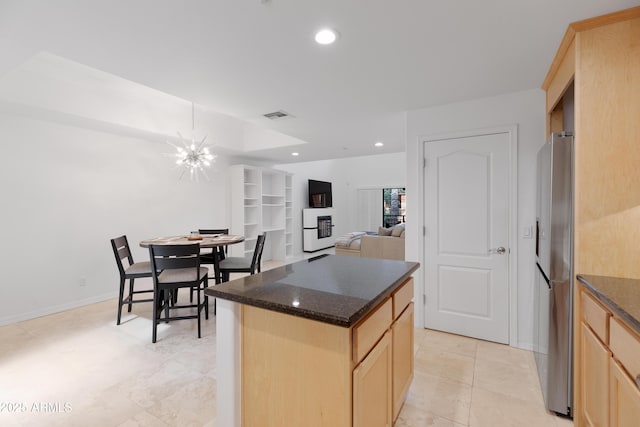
xmin=610 ymin=358 xmax=640 ymax=427
xmin=241 ymin=277 xmax=414 ymax=427
xmin=578 ymin=287 xmax=640 ymax=427
xmin=392 ymin=302 xmax=414 ymax=420
xmin=353 ymin=279 xmax=414 ymax=426
xmin=580 ymin=322 xmax=611 ymax=427
xmin=353 ymin=330 xmax=393 ymax=427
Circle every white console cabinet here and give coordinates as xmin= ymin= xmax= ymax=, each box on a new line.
xmin=230 ymin=165 xmax=293 ymax=261
xmin=303 ymin=208 xmax=336 ymax=252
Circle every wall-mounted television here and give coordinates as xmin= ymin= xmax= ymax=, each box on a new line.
xmin=308 ymin=179 xmax=332 ymax=208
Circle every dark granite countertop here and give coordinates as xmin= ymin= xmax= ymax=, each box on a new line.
xmin=204 ymin=254 xmax=420 ymax=327
xmin=577 ymin=274 xmax=640 ymax=335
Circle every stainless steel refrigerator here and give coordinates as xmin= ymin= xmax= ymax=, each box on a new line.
xmin=534 ymin=131 xmax=574 ymax=417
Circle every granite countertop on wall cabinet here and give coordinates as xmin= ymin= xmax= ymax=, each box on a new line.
xmin=204 ymin=254 xmax=420 ymax=327
xmin=577 ymin=274 xmax=640 ymax=335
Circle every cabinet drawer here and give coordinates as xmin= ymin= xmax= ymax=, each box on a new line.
xmin=582 ymin=289 xmax=611 ymax=344
xmin=353 ymin=298 xmax=392 ymax=365
xmin=610 ymin=318 xmax=640 ymax=383
xmin=392 ymin=278 xmax=413 ymax=319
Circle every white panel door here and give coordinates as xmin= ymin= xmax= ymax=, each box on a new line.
xmin=424 ymin=132 xmax=510 ymax=343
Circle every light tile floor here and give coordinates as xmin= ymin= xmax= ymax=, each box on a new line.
xmin=0 ymin=254 xmax=574 ymax=427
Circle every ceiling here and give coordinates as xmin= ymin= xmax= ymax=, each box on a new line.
xmin=0 ymin=0 xmax=638 ymax=164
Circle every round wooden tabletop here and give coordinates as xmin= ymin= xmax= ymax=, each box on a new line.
xmin=139 ymin=234 xmax=245 ymax=248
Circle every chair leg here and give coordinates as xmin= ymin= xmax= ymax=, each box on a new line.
xmin=197 ymin=286 xmax=202 ymax=339
xmin=128 ymin=278 xmax=135 ymax=312
xmin=164 ymin=291 xmax=171 ymax=323
xmin=190 ymin=287 xmax=194 ymax=303
xmin=204 ymin=278 xmax=209 ymax=320
xmin=152 ymin=290 xmax=159 ymax=343
xmin=213 ymin=298 xmax=216 ymax=316
xmin=117 ymin=277 xmax=125 ymax=325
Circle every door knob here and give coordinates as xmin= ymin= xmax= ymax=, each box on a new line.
xmin=488 ymin=247 xmax=507 ymax=254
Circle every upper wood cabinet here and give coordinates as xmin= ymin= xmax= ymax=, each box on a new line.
xmin=542 ymin=7 xmax=640 ymax=279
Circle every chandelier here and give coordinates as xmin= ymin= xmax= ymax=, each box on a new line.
xmin=168 ymin=102 xmax=216 ymax=181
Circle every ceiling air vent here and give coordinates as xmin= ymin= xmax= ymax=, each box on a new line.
xmin=263 ymin=110 xmax=293 ymax=120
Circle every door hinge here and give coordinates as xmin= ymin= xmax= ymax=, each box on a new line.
xmin=423 ymin=226 xmax=426 ymax=236
xmin=423 ymin=158 xmax=427 ymax=168
xmin=423 ymin=294 xmax=426 ymax=304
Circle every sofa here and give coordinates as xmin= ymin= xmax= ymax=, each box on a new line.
xmin=335 ymin=224 xmax=405 ymax=260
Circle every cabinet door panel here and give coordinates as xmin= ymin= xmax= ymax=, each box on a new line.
xmin=353 ymin=330 xmax=392 ymax=427
xmin=392 ymin=302 xmax=414 ymax=420
xmin=610 ymin=358 xmax=640 ymax=427
xmin=581 ymin=322 xmax=611 ymax=427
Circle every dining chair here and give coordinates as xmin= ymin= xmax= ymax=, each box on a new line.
xmin=198 ymin=228 xmax=230 ymax=260
xmin=148 ymin=244 xmax=209 ymax=343
xmin=198 ymin=228 xmax=229 ymax=284
xmin=111 ymin=235 xmax=154 ymax=325
xmin=218 ymin=233 xmax=266 ymax=283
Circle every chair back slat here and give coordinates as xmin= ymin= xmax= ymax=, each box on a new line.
xmin=117 ymin=246 xmax=131 ymax=261
xmin=153 ymin=255 xmax=199 ymax=270
xmin=150 ymin=244 xmax=200 ymax=257
xmin=148 ymin=244 xmax=202 ymax=284
xmin=111 ymin=235 xmax=134 ymax=274
xmin=198 ymin=228 xmax=229 ymax=235
xmin=250 ymin=233 xmax=267 ymax=272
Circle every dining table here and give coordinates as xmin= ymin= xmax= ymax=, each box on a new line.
xmin=139 ymin=234 xmax=245 ymax=284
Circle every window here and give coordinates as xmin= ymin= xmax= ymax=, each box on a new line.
xmin=382 ymin=188 xmax=406 ymax=227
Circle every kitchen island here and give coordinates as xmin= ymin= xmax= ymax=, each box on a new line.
xmin=205 ymin=254 xmax=419 ymax=427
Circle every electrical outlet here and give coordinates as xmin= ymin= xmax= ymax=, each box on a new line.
xmin=79 ymin=277 xmax=86 ymax=287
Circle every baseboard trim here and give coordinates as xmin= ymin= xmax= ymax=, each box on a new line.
xmin=0 ymin=292 xmax=117 ymax=326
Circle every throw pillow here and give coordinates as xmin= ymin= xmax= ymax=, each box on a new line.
xmin=391 ymin=223 xmax=406 ymax=237
xmin=378 ymin=226 xmax=392 ymax=236
xmin=399 ymin=229 xmax=405 ymax=238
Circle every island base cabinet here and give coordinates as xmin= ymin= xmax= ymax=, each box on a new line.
xmin=353 ymin=330 xmax=393 ymax=427
xmin=392 ymin=302 xmax=414 ymax=420
xmin=610 ymin=358 xmax=640 ymax=427
xmin=580 ymin=322 xmax=611 ymax=427
xmin=242 ymin=305 xmax=352 ymax=427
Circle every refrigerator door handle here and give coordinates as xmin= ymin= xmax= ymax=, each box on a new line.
xmin=536 ymin=263 xmax=551 ymax=288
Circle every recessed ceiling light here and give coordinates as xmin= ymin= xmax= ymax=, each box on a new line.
xmin=315 ymin=28 xmax=338 ymax=45
xmin=374 ymin=142 xmax=384 ymax=147
xmin=291 ymin=152 xmax=299 ymax=156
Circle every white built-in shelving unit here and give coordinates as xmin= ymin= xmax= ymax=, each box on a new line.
xmin=230 ymin=165 xmax=293 ymax=261
xmin=285 ymin=174 xmax=294 ymax=258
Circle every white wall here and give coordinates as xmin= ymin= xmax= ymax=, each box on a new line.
xmin=0 ymin=52 xmax=314 ymax=325
xmin=276 ymin=152 xmax=406 ymax=255
xmin=0 ymin=113 xmax=229 ymax=325
xmin=405 ymin=88 xmax=546 ymax=350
